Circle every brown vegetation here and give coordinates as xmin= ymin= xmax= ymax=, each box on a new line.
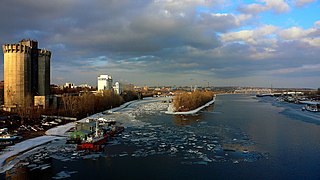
xmin=16 ymin=95 xmax=41 ymax=124
xmin=59 ymin=90 xmax=123 ymax=118
xmin=173 ymin=91 xmax=214 ymax=112
xmin=1 ymin=90 xmax=139 ymax=126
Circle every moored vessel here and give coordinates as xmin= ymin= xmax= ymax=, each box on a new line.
xmin=301 ymin=101 xmax=320 ymax=112
xmin=75 ymin=120 xmax=124 ymax=151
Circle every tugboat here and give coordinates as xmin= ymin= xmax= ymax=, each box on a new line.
xmin=76 ymin=121 xmax=124 ymax=151
xmin=77 ymin=121 xmax=109 ymax=151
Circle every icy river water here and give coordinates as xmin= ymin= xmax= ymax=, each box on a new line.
xmin=3 ymin=94 xmax=320 ymax=179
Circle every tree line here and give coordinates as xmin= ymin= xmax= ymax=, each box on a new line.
xmin=59 ymin=90 xmax=123 ymax=118
xmin=173 ymin=91 xmax=215 ymax=112
xmin=8 ymin=90 xmax=140 ymax=125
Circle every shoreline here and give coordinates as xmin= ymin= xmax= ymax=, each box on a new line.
xmin=165 ymin=96 xmax=216 ymax=115
xmin=0 ymin=97 xmax=163 ymax=173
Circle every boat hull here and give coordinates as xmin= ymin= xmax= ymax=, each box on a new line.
xmin=77 ymin=134 xmax=109 ymax=150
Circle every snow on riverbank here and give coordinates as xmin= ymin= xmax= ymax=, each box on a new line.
xmin=0 ymin=136 xmax=63 ymax=173
xmin=165 ymin=96 xmax=215 ymax=115
xmin=0 ymin=97 xmax=168 ymax=173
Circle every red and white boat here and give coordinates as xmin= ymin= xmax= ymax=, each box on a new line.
xmin=77 ymin=121 xmax=124 ymax=151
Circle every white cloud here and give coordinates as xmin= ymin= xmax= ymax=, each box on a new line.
xmin=221 ymin=25 xmax=277 ymax=44
xmin=278 ymin=26 xmax=317 ymax=40
xmin=255 ymin=25 xmax=278 ymax=36
xmin=197 ymin=12 xmax=251 ymax=32
xmin=239 ymin=0 xmax=290 ymax=14
xmin=268 ymin=64 xmax=320 ymax=74
xmin=239 ymin=3 xmax=267 ymax=14
xmin=315 ymin=20 xmax=320 ymax=26
xmin=153 ymin=0 xmax=219 ymax=13
xmin=221 ymin=30 xmax=254 ymax=43
xmin=246 ymin=45 xmax=276 ymax=60
xmin=302 ymin=38 xmax=320 ymax=47
xmin=265 ymin=0 xmax=290 ymax=13
xmin=294 ymin=0 xmax=316 ymax=7
xmin=237 ymin=14 xmax=253 ymax=22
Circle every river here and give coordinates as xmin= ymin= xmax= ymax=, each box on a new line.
xmin=3 ymin=94 xmax=320 ymax=179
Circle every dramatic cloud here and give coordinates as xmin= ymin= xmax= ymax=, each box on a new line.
xmin=0 ymin=0 xmax=319 ymax=88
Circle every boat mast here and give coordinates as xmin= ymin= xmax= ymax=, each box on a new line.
xmin=95 ymin=119 xmax=98 ymax=137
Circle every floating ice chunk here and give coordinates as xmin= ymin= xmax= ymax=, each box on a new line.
xmin=30 ymin=166 xmax=40 ymax=171
xmin=193 ymin=161 xmax=208 ymax=165
xmin=52 ymin=171 xmax=78 ymax=179
xmin=170 ymin=147 xmax=178 ymax=153
xmin=202 ymin=156 xmax=212 ymax=162
xmin=243 ymin=150 xmax=249 ymax=154
xmin=119 ymin=152 xmax=128 ymax=157
xmin=27 ymin=164 xmax=37 ymax=168
xmin=40 ymin=164 xmax=51 ymax=170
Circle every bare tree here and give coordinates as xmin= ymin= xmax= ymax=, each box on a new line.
xmin=16 ymin=95 xmax=33 ymax=124
xmin=173 ymin=91 xmax=214 ymax=112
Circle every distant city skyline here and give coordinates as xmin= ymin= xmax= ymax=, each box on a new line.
xmin=0 ymin=0 xmax=319 ymax=88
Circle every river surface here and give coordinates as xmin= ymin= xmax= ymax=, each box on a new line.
xmin=3 ymin=94 xmax=320 ymax=179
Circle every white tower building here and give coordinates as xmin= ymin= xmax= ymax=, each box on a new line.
xmin=97 ymin=75 xmax=113 ymax=91
xmin=113 ymin=82 xmax=123 ymax=94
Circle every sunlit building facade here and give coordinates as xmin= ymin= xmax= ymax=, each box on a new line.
xmin=97 ymin=75 xmax=113 ymax=91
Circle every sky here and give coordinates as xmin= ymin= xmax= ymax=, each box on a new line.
xmin=0 ymin=0 xmax=319 ymax=88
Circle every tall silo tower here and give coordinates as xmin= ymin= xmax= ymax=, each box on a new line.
xmin=2 ymin=39 xmax=51 ymax=111
xmin=20 ymin=40 xmax=39 ymax=95
xmin=2 ymin=43 xmax=32 ymax=111
xmin=37 ymin=49 xmax=51 ymax=96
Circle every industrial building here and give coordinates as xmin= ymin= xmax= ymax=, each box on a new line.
xmin=2 ymin=39 xmax=51 ymax=111
xmin=97 ymin=75 xmax=113 ymax=91
xmin=113 ymin=82 xmax=123 ymax=95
